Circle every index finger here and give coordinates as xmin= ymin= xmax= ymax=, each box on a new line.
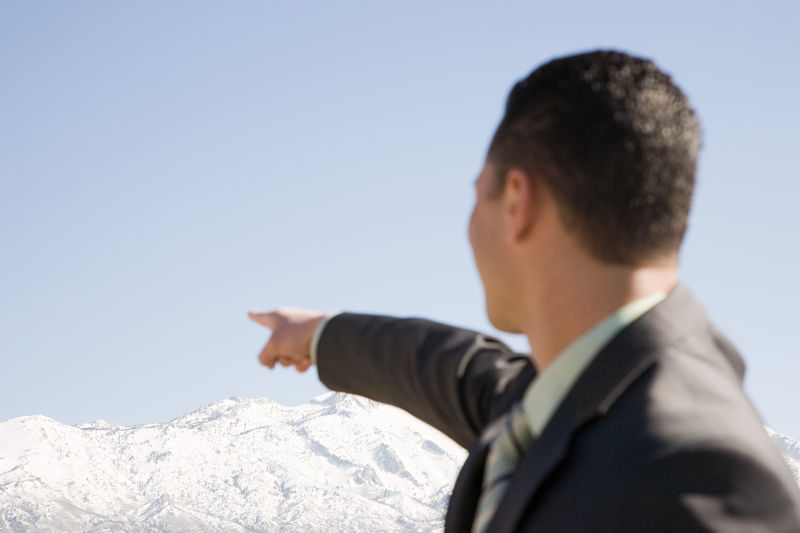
xmin=248 ymin=310 xmax=280 ymax=330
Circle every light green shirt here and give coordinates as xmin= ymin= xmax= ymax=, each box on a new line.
xmin=521 ymin=292 xmax=666 ymax=436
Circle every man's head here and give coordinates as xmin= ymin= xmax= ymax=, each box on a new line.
xmin=469 ymin=50 xmax=700 ymax=332
xmin=487 ymin=50 xmax=701 ymax=265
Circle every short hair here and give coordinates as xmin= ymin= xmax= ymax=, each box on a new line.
xmin=488 ymin=50 xmax=701 ymax=265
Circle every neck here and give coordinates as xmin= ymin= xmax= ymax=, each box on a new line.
xmin=522 ymin=257 xmax=678 ymax=371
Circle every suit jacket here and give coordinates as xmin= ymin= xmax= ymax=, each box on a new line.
xmin=316 ymin=284 xmax=800 ymax=532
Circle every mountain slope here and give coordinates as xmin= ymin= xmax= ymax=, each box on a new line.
xmin=0 ymin=393 xmax=466 ymax=532
xmin=767 ymin=427 xmax=800 ymax=483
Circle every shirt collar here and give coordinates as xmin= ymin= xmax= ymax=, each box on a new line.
xmin=520 ymin=292 xmax=667 ymax=436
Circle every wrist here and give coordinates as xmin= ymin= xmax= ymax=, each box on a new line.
xmin=309 ymin=312 xmax=341 ymax=365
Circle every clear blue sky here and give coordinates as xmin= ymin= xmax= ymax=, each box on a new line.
xmin=2 ymin=1 xmax=799 ymax=439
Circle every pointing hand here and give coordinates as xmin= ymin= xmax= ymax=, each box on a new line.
xmin=248 ymin=308 xmax=326 ymax=373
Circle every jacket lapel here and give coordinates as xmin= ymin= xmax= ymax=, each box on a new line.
xmin=486 ymin=284 xmax=724 ymax=532
xmin=486 ymin=348 xmax=658 ymax=533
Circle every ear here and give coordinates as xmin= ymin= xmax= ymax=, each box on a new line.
xmin=503 ymin=167 xmax=537 ymax=244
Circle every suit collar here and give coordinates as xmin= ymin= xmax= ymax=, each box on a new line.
xmin=485 ymin=283 xmax=737 ymax=532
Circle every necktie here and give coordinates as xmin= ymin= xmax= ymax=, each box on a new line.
xmin=471 ymin=403 xmax=535 ymax=533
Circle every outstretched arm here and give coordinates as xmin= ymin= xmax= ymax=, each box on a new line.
xmin=249 ymin=308 xmax=534 ymax=448
xmin=316 ymin=313 xmax=533 ymax=448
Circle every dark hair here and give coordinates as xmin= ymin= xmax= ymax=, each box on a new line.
xmin=488 ymin=50 xmax=701 ymax=265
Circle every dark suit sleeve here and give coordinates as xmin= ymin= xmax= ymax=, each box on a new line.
xmin=611 ymin=448 xmax=800 ymax=532
xmin=316 ymin=312 xmax=535 ymax=449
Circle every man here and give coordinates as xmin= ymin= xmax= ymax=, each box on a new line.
xmin=249 ymin=51 xmax=800 ymax=531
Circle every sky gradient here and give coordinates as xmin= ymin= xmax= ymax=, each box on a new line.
xmin=2 ymin=1 xmax=799 ymax=438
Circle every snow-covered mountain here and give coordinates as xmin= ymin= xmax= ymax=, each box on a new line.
xmin=767 ymin=427 xmax=800 ymax=484
xmin=0 ymin=393 xmax=466 ymax=532
xmin=1 ymin=393 xmax=798 ymax=533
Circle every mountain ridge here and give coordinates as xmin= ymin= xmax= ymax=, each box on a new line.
xmin=0 ymin=393 xmax=466 ymax=532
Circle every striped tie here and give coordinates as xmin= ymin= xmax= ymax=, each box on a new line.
xmin=471 ymin=403 xmax=535 ymax=533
